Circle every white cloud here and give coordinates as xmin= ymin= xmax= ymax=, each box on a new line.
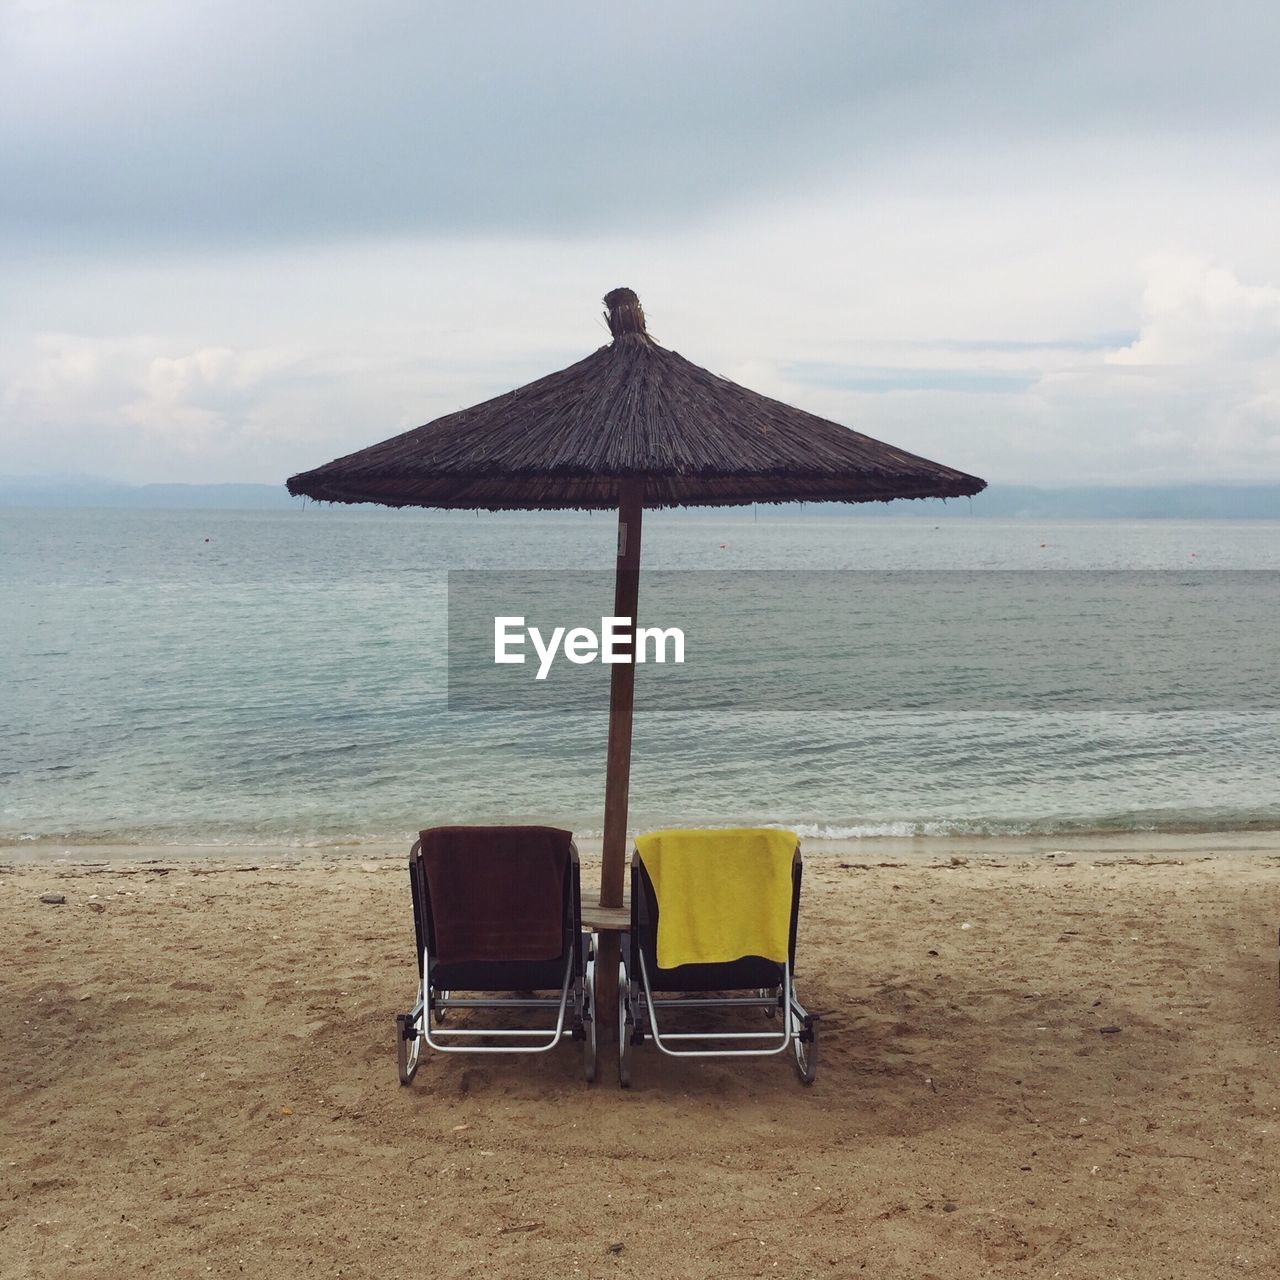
xmin=6 ymin=253 xmax=1280 ymax=487
xmin=2 ymin=337 xmax=320 ymax=480
xmin=1108 ymin=255 xmax=1280 ymax=366
xmin=747 ymin=256 xmax=1280 ymax=486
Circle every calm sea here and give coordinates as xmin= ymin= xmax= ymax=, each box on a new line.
xmin=3 ymin=507 xmax=1279 ymax=849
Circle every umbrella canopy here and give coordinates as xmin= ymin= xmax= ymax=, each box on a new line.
xmin=287 ymin=288 xmax=985 ymax=1025
xmin=286 ymin=289 xmax=985 ymax=511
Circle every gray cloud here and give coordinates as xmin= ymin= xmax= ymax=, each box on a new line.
xmin=4 ymin=0 xmax=1278 ymax=248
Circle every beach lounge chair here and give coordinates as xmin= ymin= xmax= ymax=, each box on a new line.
xmin=616 ymin=828 xmax=817 ymax=1087
xmin=396 ymin=826 xmax=596 ymax=1085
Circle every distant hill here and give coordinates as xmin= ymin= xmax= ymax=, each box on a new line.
xmin=831 ymin=484 xmax=1280 ymax=519
xmin=3 ymin=477 xmax=1280 ymax=518
xmin=0 ymin=478 xmax=298 ymax=511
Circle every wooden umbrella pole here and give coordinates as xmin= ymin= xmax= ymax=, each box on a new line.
xmin=595 ymin=478 xmax=643 ymax=1036
xmin=601 ymin=478 xmax=644 ymax=903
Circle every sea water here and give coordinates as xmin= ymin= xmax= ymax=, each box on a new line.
xmin=2 ymin=506 xmax=1278 ymax=849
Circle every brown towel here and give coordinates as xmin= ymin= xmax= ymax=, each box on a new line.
xmin=421 ymin=826 xmax=572 ymax=964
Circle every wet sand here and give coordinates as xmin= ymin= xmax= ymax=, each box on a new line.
xmin=4 ymin=838 xmax=1279 ymax=1278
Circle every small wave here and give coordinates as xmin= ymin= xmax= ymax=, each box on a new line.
xmin=6 ymin=808 xmax=1280 ymax=851
xmin=788 ymin=812 xmax=1280 ymax=840
xmin=526 ymin=812 xmax=1280 ymax=842
xmin=0 ymin=829 xmax=398 ymax=851
xmin=789 ymin=821 xmax=950 ymax=839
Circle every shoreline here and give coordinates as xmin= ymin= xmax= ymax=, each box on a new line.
xmin=7 ymin=826 xmax=1280 ymax=868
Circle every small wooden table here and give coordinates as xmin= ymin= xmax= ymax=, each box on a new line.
xmin=581 ymin=900 xmax=630 ymax=933
xmin=581 ymin=897 xmax=630 ymax=1038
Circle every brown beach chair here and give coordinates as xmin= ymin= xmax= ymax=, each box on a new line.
xmin=396 ymin=825 xmax=596 ymax=1085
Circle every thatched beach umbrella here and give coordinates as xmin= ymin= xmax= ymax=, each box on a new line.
xmin=287 ymin=288 xmax=986 ymax=1018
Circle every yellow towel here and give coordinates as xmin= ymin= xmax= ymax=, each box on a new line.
xmin=635 ymin=828 xmax=798 ymax=969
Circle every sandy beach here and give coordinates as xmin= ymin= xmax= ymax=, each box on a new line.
xmin=4 ymin=836 xmax=1279 ymax=1279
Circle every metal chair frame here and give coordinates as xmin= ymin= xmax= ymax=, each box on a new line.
xmin=397 ymin=834 xmax=596 ymax=1085
xmin=617 ymin=842 xmax=818 ymax=1086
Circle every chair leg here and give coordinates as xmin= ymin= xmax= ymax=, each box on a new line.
xmin=595 ymin=931 xmax=620 ymax=1042
xmin=792 ymin=1016 xmax=817 ymax=1085
xmin=583 ymin=957 xmax=598 ymax=1083
xmin=396 ymin=1012 xmax=421 ymax=1086
xmin=617 ymin=961 xmax=633 ymax=1088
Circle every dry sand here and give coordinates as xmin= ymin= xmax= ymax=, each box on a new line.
xmin=3 ymin=837 xmax=1280 ymax=1279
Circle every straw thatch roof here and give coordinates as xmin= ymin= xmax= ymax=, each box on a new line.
xmin=286 ymin=289 xmax=986 ymax=510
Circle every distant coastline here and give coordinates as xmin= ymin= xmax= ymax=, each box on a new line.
xmin=5 ymin=477 xmax=1280 ymax=518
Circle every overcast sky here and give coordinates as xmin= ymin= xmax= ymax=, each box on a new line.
xmin=3 ymin=0 xmax=1279 ymax=487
